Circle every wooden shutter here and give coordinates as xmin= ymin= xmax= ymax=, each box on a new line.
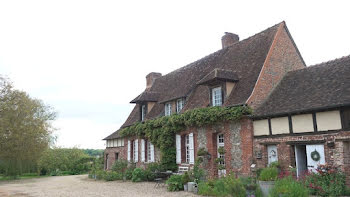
xmin=127 ymin=140 xmax=131 ymax=162
xmin=134 ymin=139 xmax=139 ymax=162
xmin=150 ymin=143 xmax=155 ymax=162
xmin=141 ymin=139 xmax=145 ymax=162
xmin=189 ymin=133 xmax=194 ymax=164
xmin=176 ymin=134 xmax=181 ymax=164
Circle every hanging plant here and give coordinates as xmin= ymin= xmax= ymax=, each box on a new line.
xmin=217 ymin=147 xmax=226 ymax=155
xmin=311 ymin=150 xmax=321 ymax=162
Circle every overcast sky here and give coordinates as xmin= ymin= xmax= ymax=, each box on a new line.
xmin=0 ymin=0 xmax=349 ymax=149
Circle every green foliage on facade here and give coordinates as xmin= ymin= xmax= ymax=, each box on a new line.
xmin=120 ymin=106 xmax=251 ymax=170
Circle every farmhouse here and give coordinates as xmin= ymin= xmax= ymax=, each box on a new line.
xmin=103 ymin=21 xmax=350 ymax=181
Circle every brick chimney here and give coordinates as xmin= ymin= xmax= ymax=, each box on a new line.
xmin=146 ymin=72 xmax=162 ymax=90
xmin=221 ymin=32 xmax=239 ymax=48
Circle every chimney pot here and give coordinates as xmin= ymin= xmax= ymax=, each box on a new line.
xmin=146 ymin=72 xmax=162 ymax=89
xmin=222 ymin=32 xmax=239 ymax=48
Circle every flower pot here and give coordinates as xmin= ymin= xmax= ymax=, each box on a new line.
xmin=184 ymin=183 xmax=188 ymax=191
xmin=187 ymin=182 xmax=196 ymax=192
xmin=258 ymin=180 xmax=275 ymax=197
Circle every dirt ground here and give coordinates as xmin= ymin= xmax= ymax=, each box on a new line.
xmin=0 ymin=175 xmax=198 ymax=197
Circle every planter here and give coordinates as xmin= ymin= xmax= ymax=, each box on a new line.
xmin=258 ymin=181 xmax=275 ymax=197
xmin=187 ymin=182 xmax=196 ymax=192
xmin=183 ymin=183 xmax=188 ymax=191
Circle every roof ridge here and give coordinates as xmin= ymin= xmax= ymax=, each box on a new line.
xmin=157 ymin=21 xmax=284 ymax=78
xmin=282 ymin=54 xmax=350 ymax=77
xmin=309 ymin=54 xmax=350 ymax=67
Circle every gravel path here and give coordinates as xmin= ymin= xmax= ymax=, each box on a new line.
xmin=0 ymin=175 xmax=198 ymax=197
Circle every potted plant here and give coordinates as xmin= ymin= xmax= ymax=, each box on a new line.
xmin=258 ymin=167 xmax=278 ymax=197
xmin=182 ymin=172 xmax=191 ymax=191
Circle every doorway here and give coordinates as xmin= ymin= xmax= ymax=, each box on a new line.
xmin=295 ymin=144 xmax=325 ymax=177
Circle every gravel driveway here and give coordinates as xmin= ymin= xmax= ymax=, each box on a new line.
xmin=0 ymin=175 xmax=198 ymax=197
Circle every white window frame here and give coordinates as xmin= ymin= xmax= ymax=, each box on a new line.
xmin=217 ymin=133 xmax=225 ymax=165
xmin=147 ymin=141 xmax=152 ymax=162
xmin=141 ymin=104 xmax=146 ymax=121
xmin=133 ymin=139 xmax=138 ymax=162
xmin=186 ymin=135 xmax=190 ymax=164
xmin=176 ymin=98 xmax=185 ymax=113
xmin=176 ymin=134 xmax=181 ymax=164
xmin=165 ymin=103 xmax=172 ymax=116
xmin=212 ymin=87 xmax=222 ymax=106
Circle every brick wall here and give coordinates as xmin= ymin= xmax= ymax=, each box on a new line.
xmin=104 ymin=145 xmax=127 ymax=170
xmin=175 ymin=120 xmax=254 ymax=178
xmin=247 ymin=23 xmax=305 ymax=109
xmin=253 ymin=130 xmax=350 ymax=185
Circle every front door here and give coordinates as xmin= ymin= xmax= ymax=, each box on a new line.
xmin=306 ymin=144 xmax=325 ymax=172
xmin=295 ymin=145 xmax=307 ymax=177
xmin=267 ymin=145 xmax=278 ymax=165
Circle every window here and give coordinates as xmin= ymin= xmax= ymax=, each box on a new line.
xmin=186 ymin=135 xmax=190 ymax=164
xmin=147 ymin=141 xmax=152 ymax=162
xmin=133 ymin=140 xmax=138 ymax=162
xmin=176 ymin=98 xmax=185 ymax=113
xmin=212 ymin=87 xmax=222 ymax=106
xmin=342 ymin=108 xmax=350 ymax=130
xmin=217 ymin=134 xmax=225 ymax=165
xmin=141 ymin=104 xmax=146 ymax=121
xmin=115 ymin=153 xmax=119 ymax=161
xmin=106 ymin=138 xmax=124 ymax=148
xmin=165 ymin=103 xmax=172 ymax=116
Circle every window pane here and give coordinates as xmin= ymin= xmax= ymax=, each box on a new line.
xmin=212 ymin=87 xmax=222 ymax=106
xmin=141 ymin=105 xmax=146 ymax=121
xmin=177 ymin=98 xmax=184 ymax=113
xmin=165 ymin=103 xmax=172 ymax=116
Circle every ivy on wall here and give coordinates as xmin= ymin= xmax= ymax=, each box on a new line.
xmin=120 ymin=106 xmax=252 ymax=170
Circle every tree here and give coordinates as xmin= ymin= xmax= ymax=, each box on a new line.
xmin=0 ymin=76 xmax=56 ymax=176
xmin=38 ymin=148 xmax=92 ymax=175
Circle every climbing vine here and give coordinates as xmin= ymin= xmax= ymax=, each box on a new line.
xmin=120 ymin=106 xmax=251 ymax=170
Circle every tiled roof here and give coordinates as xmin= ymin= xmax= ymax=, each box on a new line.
xmin=118 ymin=22 xmax=281 ymax=129
xmin=103 ymin=129 xmax=121 ymax=140
xmin=254 ymin=55 xmax=350 ymax=117
xmin=130 ymin=91 xmax=160 ymax=103
xmin=197 ymin=68 xmax=239 ymax=85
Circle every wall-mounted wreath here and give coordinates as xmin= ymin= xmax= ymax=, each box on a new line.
xmin=311 ymin=150 xmax=321 ymax=162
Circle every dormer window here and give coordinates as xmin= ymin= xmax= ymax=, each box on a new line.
xmin=176 ymin=98 xmax=185 ymax=113
xmin=165 ymin=103 xmax=172 ymax=116
xmin=212 ymin=87 xmax=222 ymax=106
xmin=141 ymin=104 xmax=146 ymax=121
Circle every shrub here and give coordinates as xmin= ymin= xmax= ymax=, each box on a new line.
xmin=198 ymin=180 xmax=215 ymax=196
xmin=181 ymin=172 xmax=191 ymax=184
xmin=258 ymin=167 xmax=278 ymax=181
xmin=131 ymin=168 xmax=145 ymax=182
xmin=95 ymin=170 xmax=106 ymax=180
xmin=268 ymin=161 xmax=280 ymax=168
xmin=303 ymin=164 xmax=346 ymax=196
xmin=111 ymin=160 xmax=128 ymax=174
xmin=198 ymin=181 xmax=213 ymax=196
xmin=104 ymin=171 xmax=122 ymax=181
xmin=197 ymin=174 xmax=245 ymax=197
xmin=270 ymin=176 xmax=308 ymax=197
xmin=166 ymin=174 xmax=184 ymax=191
